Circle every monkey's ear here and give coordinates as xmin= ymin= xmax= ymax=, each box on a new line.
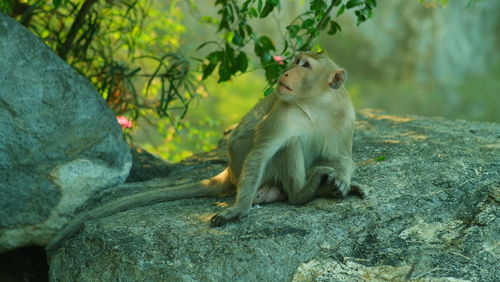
xmin=329 ymin=70 xmax=347 ymax=89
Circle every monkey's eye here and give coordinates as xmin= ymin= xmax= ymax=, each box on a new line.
xmin=294 ymin=58 xmax=300 ymax=65
xmin=302 ymin=61 xmax=311 ymax=68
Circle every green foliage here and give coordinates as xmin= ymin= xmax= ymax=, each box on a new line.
xmin=1 ymin=0 xmax=378 ymax=161
xmin=2 ymin=0 xmax=377 ymax=122
xmin=2 ymin=0 xmax=196 ymax=130
xmin=200 ymin=0 xmax=377 ymax=93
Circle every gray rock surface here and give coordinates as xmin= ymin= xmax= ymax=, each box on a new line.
xmin=48 ymin=109 xmax=499 ymax=281
xmin=0 ymin=13 xmax=131 ymax=252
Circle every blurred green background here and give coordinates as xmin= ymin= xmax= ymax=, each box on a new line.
xmin=6 ymin=0 xmax=496 ymax=161
xmin=134 ymin=0 xmax=500 ymax=161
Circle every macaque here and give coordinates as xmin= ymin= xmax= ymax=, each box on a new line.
xmin=47 ymin=51 xmax=362 ymax=252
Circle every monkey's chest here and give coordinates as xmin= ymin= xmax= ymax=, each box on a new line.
xmin=300 ymin=132 xmax=338 ymax=163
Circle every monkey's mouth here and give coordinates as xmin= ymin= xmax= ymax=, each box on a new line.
xmin=279 ymin=80 xmax=292 ymax=91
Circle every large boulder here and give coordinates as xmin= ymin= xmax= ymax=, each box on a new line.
xmin=48 ymin=110 xmax=499 ymax=281
xmin=0 ymin=13 xmax=132 ymax=252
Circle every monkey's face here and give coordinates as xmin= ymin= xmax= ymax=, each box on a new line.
xmin=278 ymin=55 xmax=316 ymax=97
xmin=277 ymin=53 xmax=346 ymax=101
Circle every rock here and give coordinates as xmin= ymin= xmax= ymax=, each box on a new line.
xmin=125 ymin=147 xmax=173 ymax=183
xmin=48 ymin=109 xmax=499 ymax=281
xmin=0 ymin=13 xmax=132 ymax=253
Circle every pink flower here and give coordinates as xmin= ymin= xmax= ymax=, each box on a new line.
xmin=273 ymin=55 xmax=284 ymax=65
xmin=116 ymin=116 xmax=132 ymax=129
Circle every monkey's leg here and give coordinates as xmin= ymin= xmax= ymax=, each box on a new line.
xmin=211 ymin=114 xmax=297 ymax=227
xmin=211 ymin=138 xmax=293 ymax=226
xmin=210 ymin=150 xmax=270 ymax=226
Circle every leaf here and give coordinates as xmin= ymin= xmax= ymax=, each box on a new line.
xmin=245 ymin=25 xmax=254 ymax=37
xmin=264 ymin=87 xmax=274 ymax=96
xmin=225 ymin=31 xmax=234 ymax=43
xmin=310 ymin=0 xmax=327 ymax=11
xmin=298 ymin=41 xmax=311 ymax=51
xmin=241 ymin=0 xmax=253 ymax=12
xmin=259 ymin=36 xmax=275 ymax=51
xmin=367 ymin=0 xmax=377 ymax=8
xmin=327 ymin=20 xmax=341 ymax=35
xmin=202 ymin=62 xmax=217 ymax=80
xmin=296 ymin=36 xmax=303 ymax=49
xmin=307 ymin=27 xmax=319 ymax=38
xmin=375 ymin=156 xmax=386 ymax=162
xmin=249 ymin=7 xmax=258 ymax=18
xmin=302 ymin=18 xmax=315 ymax=29
xmin=260 ymin=0 xmax=279 ymax=18
xmin=196 ymin=41 xmax=218 ymax=51
xmin=346 ymin=0 xmax=363 ymax=9
xmin=200 ymin=16 xmax=215 ymax=23
xmin=336 ymin=5 xmax=346 ymax=17
xmin=261 ymin=52 xmax=272 ymax=63
xmin=319 ymin=16 xmax=330 ymax=30
xmin=287 ymin=25 xmax=300 ymax=38
xmin=232 ymin=32 xmax=244 ymax=46
xmin=264 ymin=64 xmax=280 ymax=82
xmin=218 ymin=61 xmax=232 ymax=82
xmin=235 ymin=52 xmax=248 ymax=73
xmin=354 ymin=10 xmax=367 ymax=25
xmin=225 ymin=43 xmax=235 ymax=61
xmin=255 ymin=42 xmax=264 ymax=56
xmin=207 ymin=51 xmax=224 ymax=63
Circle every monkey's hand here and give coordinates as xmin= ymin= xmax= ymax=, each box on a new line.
xmin=322 ymin=170 xmax=365 ymax=199
xmin=313 ymin=166 xmax=351 ymax=198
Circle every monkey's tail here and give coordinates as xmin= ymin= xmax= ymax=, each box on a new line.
xmin=46 ymin=168 xmax=234 ymax=254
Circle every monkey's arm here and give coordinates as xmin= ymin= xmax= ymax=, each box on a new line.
xmin=321 ymin=117 xmax=356 ymax=197
xmin=211 ymin=114 xmax=297 ymax=226
xmin=279 ymin=142 xmax=355 ymax=204
xmin=329 ymin=155 xmax=355 ymax=196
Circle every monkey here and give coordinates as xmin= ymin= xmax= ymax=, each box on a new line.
xmin=46 ymin=51 xmax=362 ymax=253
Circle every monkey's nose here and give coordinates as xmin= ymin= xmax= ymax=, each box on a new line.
xmin=284 ymin=73 xmax=289 ymax=77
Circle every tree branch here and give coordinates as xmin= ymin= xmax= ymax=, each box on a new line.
xmin=304 ymin=0 xmax=337 ymax=49
xmin=57 ymin=0 xmax=98 ymax=60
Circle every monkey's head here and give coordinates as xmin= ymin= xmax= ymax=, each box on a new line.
xmin=277 ymin=52 xmax=347 ymax=101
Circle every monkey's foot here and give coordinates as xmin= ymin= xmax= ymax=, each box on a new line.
xmin=347 ymin=182 xmax=365 ymax=198
xmin=331 ymin=180 xmax=365 ymax=199
xmin=210 ymin=207 xmax=249 ymax=227
xmin=210 ymin=214 xmax=230 ymax=227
